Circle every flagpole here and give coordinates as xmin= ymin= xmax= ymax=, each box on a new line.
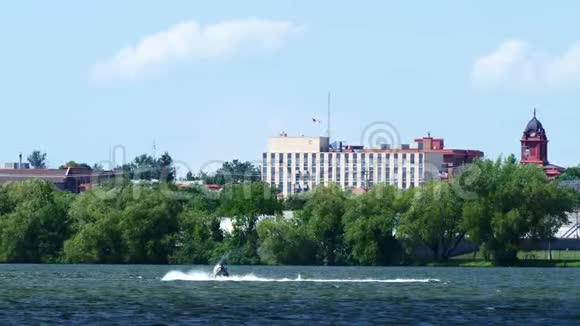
xmin=327 ymin=91 xmax=331 ymax=139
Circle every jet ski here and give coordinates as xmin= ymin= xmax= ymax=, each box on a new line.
xmin=213 ymin=263 xmax=229 ymax=278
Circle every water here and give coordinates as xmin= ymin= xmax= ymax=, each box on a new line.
xmin=0 ymin=265 xmax=578 ymax=325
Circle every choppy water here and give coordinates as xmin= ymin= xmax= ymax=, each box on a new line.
xmin=0 ymin=265 xmax=578 ymax=325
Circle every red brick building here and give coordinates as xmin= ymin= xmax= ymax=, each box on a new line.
xmin=520 ymin=110 xmax=564 ymax=179
xmin=0 ymin=167 xmax=114 ymax=193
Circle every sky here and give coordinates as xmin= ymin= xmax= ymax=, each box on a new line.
xmin=1 ymin=1 xmax=579 ymax=176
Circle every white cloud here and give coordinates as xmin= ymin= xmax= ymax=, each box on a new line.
xmin=91 ymin=18 xmax=301 ymax=82
xmin=472 ymin=39 xmax=580 ymax=90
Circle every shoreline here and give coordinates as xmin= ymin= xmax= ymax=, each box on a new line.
xmin=1 ymin=260 xmax=579 ymax=267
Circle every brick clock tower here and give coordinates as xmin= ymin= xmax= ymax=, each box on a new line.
xmin=520 ymin=109 xmax=563 ymax=179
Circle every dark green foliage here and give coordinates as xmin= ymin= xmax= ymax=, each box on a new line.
xmin=59 ymin=161 xmax=92 ymax=170
xmin=398 ymin=182 xmax=465 ymax=261
xmin=119 ymin=152 xmax=176 ymax=182
xmin=0 ymin=180 xmax=72 ymax=263
xmin=203 ymin=160 xmax=261 ymax=185
xmin=557 ymin=166 xmax=580 ymax=181
xmin=298 ymin=184 xmax=348 ymax=265
xmin=27 ymin=150 xmax=47 ymax=168
xmin=64 ymin=184 xmax=181 ymax=264
xmin=218 ymin=182 xmax=281 ymax=264
xmin=170 ymin=210 xmax=223 ymax=264
xmin=344 ymin=185 xmax=402 ymax=265
xmin=283 ymin=193 xmax=311 ymax=211
xmin=185 ymin=171 xmax=197 ymax=181
xmin=0 ymin=155 xmax=575 ymax=266
xmin=257 ymin=217 xmax=318 ymax=265
xmin=459 ymin=157 xmax=576 ymax=265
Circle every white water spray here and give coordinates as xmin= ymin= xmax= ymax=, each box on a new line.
xmin=161 ymin=270 xmax=440 ymax=283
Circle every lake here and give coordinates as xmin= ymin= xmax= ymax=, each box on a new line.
xmin=0 ymin=265 xmax=578 ymax=325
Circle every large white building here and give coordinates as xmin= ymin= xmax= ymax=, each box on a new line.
xmin=262 ymin=133 xmax=483 ymax=197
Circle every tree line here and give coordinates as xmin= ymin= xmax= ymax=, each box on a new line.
xmin=0 ymin=156 xmax=577 ymax=266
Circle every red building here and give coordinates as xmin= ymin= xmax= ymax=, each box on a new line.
xmin=0 ymin=166 xmax=114 ymax=193
xmin=520 ymin=109 xmax=564 ymax=179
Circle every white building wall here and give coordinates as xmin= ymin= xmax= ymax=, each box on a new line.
xmin=263 ymin=151 xmax=442 ymax=197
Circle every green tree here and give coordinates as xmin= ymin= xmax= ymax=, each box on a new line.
xmin=219 ymin=182 xmax=281 ymax=264
xmin=64 ymin=184 xmax=182 ymax=264
xmin=59 ymin=161 xmax=92 ymax=170
xmin=64 ymin=189 xmax=125 ymax=263
xmin=257 ymin=216 xmax=318 ymax=265
xmin=0 ymin=180 xmax=72 ymax=262
xmin=185 ymin=171 xmax=197 ymax=181
xmin=557 ymin=166 xmax=580 ymax=181
xmin=398 ymin=182 xmax=464 ymax=261
xmin=129 ymin=154 xmax=157 ymax=180
xmin=344 ymin=185 xmax=402 ymax=265
xmin=204 ymin=160 xmax=261 ymax=185
xmin=157 ymin=152 xmax=176 ymax=182
xmin=459 ymin=157 xmax=576 ymax=265
xmin=27 ymin=150 xmax=47 ymax=169
xmin=119 ymin=152 xmax=175 ymax=182
xmin=298 ymin=183 xmax=348 ymax=265
xmin=171 ymin=210 xmax=223 ymax=264
xmin=92 ymin=163 xmax=104 ymax=172
xmin=283 ymin=193 xmax=311 ymax=211
xmin=118 ymin=186 xmax=181 ymax=263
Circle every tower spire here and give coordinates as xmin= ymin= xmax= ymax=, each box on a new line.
xmin=533 ymin=107 xmax=536 ymax=118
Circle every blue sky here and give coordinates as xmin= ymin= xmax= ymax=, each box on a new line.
xmin=1 ymin=1 xmax=579 ymax=175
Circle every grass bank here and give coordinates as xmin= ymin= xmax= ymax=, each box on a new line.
xmin=417 ymin=259 xmax=580 ymax=267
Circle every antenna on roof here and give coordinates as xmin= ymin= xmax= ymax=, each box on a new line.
xmin=533 ymin=107 xmax=537 ymax=118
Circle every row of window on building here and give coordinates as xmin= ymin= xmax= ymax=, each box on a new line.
xmin=262 ymin=152 xmax=434 ymax=196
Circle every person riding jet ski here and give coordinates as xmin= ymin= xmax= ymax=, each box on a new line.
xmin=214 ymin=263 xmax=229 ymax=278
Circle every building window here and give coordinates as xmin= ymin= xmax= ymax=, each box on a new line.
xmin=418 ymin=153 xmax=424 ymax=184
xmin=262 ymin=153 xmax=267 ymax=181
xmin=368 ymin=154 xmax=374 ymax=187
xmin=295 ymin=153 xmax=300 ymax=183
xmin=377 ymin=154 xmax=383 ymax=182
xmin=345 ymin=154 xmax=350 ymax=186
xmin=336 ymin=154 xmax=341 ymax=183
xmin=328 ymin=154 xmax=333 ymax=181
xmin=311 ymin=153 xmax=317 ymax=185
xmin=303 ymin=153 xmax=309 ymax=182
xmin=270 ymin=151 xmax=276 ymax=185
